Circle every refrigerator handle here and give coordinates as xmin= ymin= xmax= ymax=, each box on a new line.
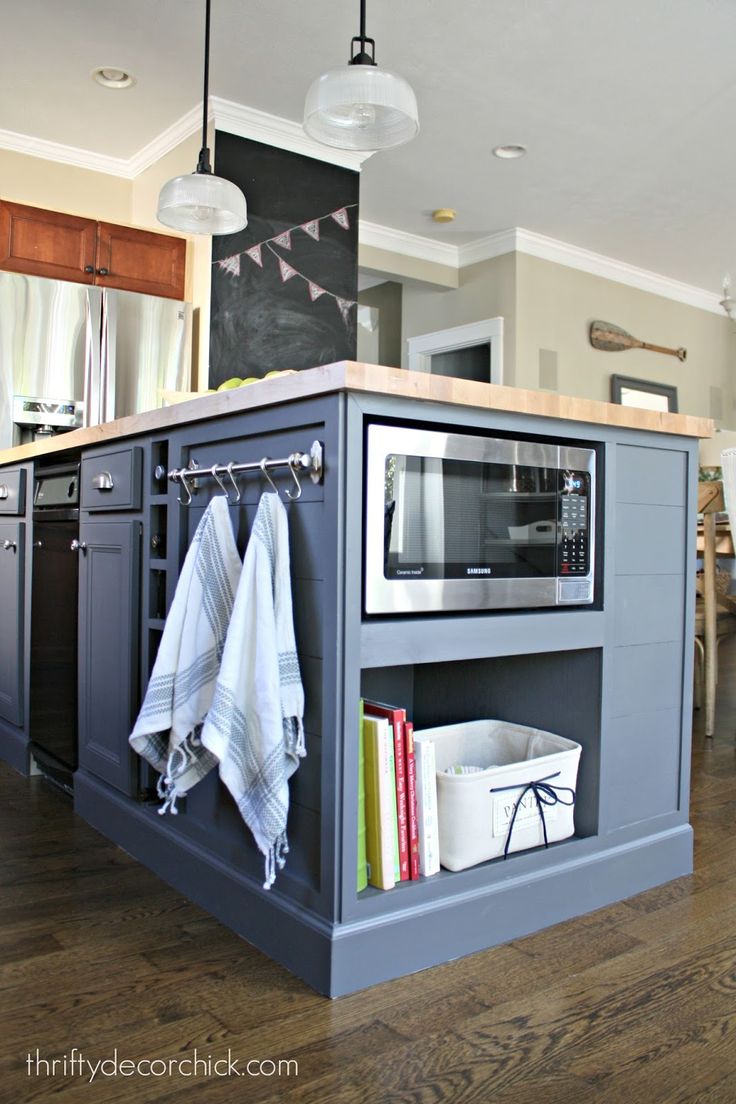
xmin=83 ymin=291 xmax=101 ymax=427
xmin=100 ymin=291 xmax=116 ymax=424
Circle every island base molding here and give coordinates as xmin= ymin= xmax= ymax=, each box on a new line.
xmin=75 ymin=770 xmax=693 ymax=998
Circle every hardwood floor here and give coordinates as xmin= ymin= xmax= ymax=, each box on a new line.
xmin=1 ymin=654 xmax=735 ymax=1104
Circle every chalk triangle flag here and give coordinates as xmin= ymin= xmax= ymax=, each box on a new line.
xmin=330 ymin=208 xmax=350 ymax=230
xmin=245 ymin=245 xmax=263 ymax=268
xmin=336 ymin=296 xmax=355 ymax=323
xmin=278 ymin=258 xmax=298 ymax=283
xmin=301 ymin=220 xmax=320 ymax=241
xmin=308 ymin=282 xmax=326 ymax=301
xmin=273 ymin=231 xmax=292 ymax=249
xmin=218 ymin=255 xmax=241 ymax=277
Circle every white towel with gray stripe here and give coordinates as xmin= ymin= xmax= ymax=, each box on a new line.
xmin=202 ymin=491 xmax=305 ymax=889
xmin=129 ymin=496 xmax=242 ymax=812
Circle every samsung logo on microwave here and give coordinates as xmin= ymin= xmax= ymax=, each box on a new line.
xmin=466 ymin=567 xmax=492 ymax=575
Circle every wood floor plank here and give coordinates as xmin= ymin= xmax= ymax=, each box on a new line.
xmin=1 ymin=643 xmax=735 ymax=1102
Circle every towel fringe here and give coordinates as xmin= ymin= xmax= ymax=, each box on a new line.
xmin=262 ymin=831 xmax=290 ymax=890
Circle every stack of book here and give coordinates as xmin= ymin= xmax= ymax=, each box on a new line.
xmin=358 ymin=699 xmax=440 ymax=891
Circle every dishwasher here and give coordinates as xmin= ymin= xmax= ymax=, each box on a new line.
xmin=30 ymin=463 xmax=80 ymax=790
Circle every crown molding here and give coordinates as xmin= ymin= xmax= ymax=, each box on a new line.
xmin=210 ymin=97 xmax=372 ymax=173
xmin=0 ymin=97 xmax=371 ymax=180
xmin=0 ymin=126 xmax=132 ymax=178
xmin=0 ymin=115 xmax=724 ymax=316
xmin=512 ymin=228 xmax=724 ymax=316
xmin=359 ymin=220 xmax=459 ymax=266
xmin=126 ymin=104 xmax=203 ymax=177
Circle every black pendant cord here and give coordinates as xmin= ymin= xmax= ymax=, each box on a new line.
xmin=196 ymin=0 xmax=213 ymax=174
xmin=350 ymin=0 xmax=376 ymax=65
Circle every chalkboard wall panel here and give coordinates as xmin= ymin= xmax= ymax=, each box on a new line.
xmin=210 ymin=132 xmax=359 ymax=386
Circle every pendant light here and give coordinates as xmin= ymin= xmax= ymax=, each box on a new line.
xmin=303 ymin=0 xmax=419 ymax=152
xmin=157 ymin=0 xmax=247 ymax=235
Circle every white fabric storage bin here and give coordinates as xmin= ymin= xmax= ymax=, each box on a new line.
xmin=413 ymin=720 xmax=581 ymax=872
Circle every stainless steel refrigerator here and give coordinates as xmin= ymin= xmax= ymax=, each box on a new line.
xmin=0 ymin=272 xmax=192 ymax=450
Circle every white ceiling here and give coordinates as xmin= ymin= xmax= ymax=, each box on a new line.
xmin=2 ymin=0 xmax=736 ymax=294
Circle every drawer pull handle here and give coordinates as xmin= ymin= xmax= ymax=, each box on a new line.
xmin=0 ymin=485 xmax=8 ymax=500
xmin=70 ymin=540 xmax=87 ymax=553
xmin=92 ymin=471 xmax=115 ymax=491
xmin=3 ymin=539 xmax=17 ymax=552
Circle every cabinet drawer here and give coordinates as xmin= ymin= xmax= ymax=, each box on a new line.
xmin=0 ymin=468 xmax=26 ymax=515
xmin=81 ymin=447 xmax=142 ymax=511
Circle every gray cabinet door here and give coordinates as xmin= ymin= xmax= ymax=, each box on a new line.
xmin=78 ymin=519 xmax=140 ymax=796
xmin=0 ymin=520 xmax=24 ymax=726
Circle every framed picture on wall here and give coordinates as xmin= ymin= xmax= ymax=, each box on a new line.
xmin=610 ymin=374 xmax=678 ymax=413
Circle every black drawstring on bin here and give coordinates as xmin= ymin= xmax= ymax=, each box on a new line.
xmin=490 ymin=770 xmax=576 ymax=859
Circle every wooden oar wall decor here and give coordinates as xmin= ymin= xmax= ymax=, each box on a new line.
xmin=590 ymin=320 xmax=687 ymax=362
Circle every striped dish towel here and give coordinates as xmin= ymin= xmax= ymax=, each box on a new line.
xmin=202 ymin=491 xmax=305 ymax=889
xmin=129 ymin=496 xmax=242 ymax=813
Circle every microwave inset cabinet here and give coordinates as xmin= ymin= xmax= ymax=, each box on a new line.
xmin=364 ymin=423 xmax=596 ymax=614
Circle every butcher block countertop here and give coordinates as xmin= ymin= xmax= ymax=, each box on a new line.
xmin=0 ymin=362 xmax=713 ymax=465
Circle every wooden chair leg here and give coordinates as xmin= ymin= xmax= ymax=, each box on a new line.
xmin=694 ymin=638 xmax=704 ymax=710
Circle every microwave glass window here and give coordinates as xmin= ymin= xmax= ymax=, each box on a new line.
xmin=384 ymin=454 xmax=565 ymax=580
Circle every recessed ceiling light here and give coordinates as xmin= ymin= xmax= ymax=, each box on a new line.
xmin=91 ymin=67 xmax=135 ymax=89
xmin=493 ymin=144 xmax=527 ymax=159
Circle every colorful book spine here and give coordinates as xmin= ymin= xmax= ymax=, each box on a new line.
xmin=364 ymin=701 xmax=409 ymax=882
xmin=414 ymin=736 xmax=440 ymax=877
xmin=404 ymin=721 xmax=420 ymax=880
xmin=363 ymin=715 xmax=396 ymax=890
xmin=387 ymin=735 xmax=400 ymax=883
xmin=357 ymin=700 xmax=368 ymax=892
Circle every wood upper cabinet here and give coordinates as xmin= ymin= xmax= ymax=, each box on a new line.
xmin=0 ymin=200 xmax=186 ymax=300
xmin=96 ymin=222 xmax=186 ymax=300
xmin=0 ymin=201 xmax=97 ymax=284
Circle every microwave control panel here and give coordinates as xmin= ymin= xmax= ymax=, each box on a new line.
xmin=559 ymin=470 xmax=590 ymax=576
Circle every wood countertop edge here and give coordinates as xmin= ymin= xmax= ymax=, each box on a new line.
xmin=0 ymin=361 xmax=712 ymax=465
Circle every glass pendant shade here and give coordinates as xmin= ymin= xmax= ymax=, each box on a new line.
xmin=157 ymin=171 xmax=248 ymax=235
xmin=304 ymin=64 xmax=419 ymax=150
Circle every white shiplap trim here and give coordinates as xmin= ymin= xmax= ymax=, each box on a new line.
xmin=0 ymin=126 xmax=133 ymax=178
xmin=359 ymin=220 xmax=459 ymax=266
xmin=210 ymin=97 xmax=372 ymax=172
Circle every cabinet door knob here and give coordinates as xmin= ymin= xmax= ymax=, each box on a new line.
xmin=3 ymin=539 xmax=17 ymax=551
xmin=0 ymin=484 xmax=8 ymax=500
xmin=84 ymin=264 xmax=95 ymax=274
xmin=92 ymin=471 xmax=114 ymax=491
xmin=97 ymin=267 xmax=109 ymax=276
xmin=70 ymin=539 xmax=87 ymax=553
xmin=33 ymin=540 xmax=43 ymax=549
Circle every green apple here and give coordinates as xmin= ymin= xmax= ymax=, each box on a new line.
xmin=264 ymin=370 xmax=283 ymax=378
xmin=239 ymin=377 xmax=260 ymax=386
xmin=217 ymin=377 xmax=243 ymax=391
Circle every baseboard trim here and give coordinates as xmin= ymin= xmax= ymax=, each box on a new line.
xmin=74 ymin=770 xmax=693 ymax=998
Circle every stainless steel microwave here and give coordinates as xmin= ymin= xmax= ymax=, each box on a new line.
xmin=364 ymin=424 xmax=596 ymax=614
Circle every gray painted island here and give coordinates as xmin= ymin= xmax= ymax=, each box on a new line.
xmin=0 ymin=364 xmax=710 ymax=996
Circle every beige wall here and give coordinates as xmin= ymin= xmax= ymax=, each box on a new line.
xmin=0 ymin=147 xmax=131 ymax=222
xmin=400 ymin=253 xmax=517 ymax=383
xmin=357 ymin=281 xmax=402 ymax=368
xmin=515 ymin=253 xmax=734 ymax=423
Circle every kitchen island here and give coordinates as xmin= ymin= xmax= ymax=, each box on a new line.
xmin=0 ymin=363 xmax=711 ymax=996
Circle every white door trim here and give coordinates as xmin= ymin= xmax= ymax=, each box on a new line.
xmin=407 ymin=317 xmax=504 ymax=383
